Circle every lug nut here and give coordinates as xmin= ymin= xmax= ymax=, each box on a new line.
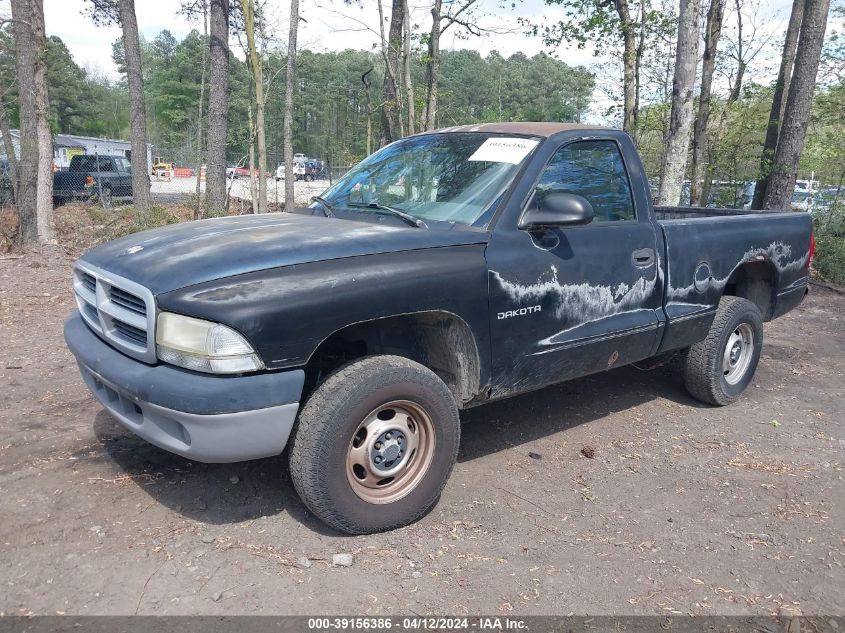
xmin=385 ymin=432 xmax=392 ymax=440
xmin=397 ymin=437 xmax=402 ymax=444
xmin=374 ymin=456 xmax=382 ymax=464
xmin=375 ymin=442 xmax=382 ymax=449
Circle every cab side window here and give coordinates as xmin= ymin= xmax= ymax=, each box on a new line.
xmin=534 ymin=140 xmax=635 ymax=222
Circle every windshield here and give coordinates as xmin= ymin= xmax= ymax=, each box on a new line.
xmin=316 ymin=133 xmax=539 ymax=227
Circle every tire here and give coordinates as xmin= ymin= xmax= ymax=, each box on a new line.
xmin=289 ymin=355 xmax=460 ymax=534
xmin=684 ymin=296 xmax=763 ymax=406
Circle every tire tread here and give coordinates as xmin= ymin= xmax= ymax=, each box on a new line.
xmin=289 ymin=355 xmax=459 ymax=534
xmin=683 ymin=296 xmax=762 ymax=406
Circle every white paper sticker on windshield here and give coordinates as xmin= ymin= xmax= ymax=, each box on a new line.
xmin=468 ymin=137 xmax=539 ymax=164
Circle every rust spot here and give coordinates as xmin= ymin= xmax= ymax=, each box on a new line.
xmin=607 ymin=350 xmax=619 ymax=367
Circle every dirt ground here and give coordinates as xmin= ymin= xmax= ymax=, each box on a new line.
xmin=1 ymin=252 xmax=843 ymax=617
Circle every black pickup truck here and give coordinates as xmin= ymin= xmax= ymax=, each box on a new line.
xmin=53 ymin=154 xmax=133 ymax=207
xmin=64 ymin=123 xmax=813 ymax=534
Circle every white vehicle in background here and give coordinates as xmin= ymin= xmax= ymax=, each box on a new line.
xmin=276 ymin=162 xmax=307 ymax=181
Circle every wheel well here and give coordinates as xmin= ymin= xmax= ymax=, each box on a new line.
xmin=723 ymin=260 xmax=776 ymax=320
xmin=303 ymin=312 xmax=481 ymax=407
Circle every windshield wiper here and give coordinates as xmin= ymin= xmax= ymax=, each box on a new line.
xmin=346 ymin=202 xmax=427 ymax=228
xmin=310 ymin=196 xmax=335 ymax=218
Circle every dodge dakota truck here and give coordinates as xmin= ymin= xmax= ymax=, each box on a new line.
xmin=64 ymin=123 xmax=813 ymax=534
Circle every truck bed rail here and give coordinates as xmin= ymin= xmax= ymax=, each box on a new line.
xmin=653 ymin=206 xmax=772 ymax=220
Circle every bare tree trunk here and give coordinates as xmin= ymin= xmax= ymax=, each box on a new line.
xmin=284 ymin=0 xmax=299 ymax=212
xmin=32 ymin=1 xmax=53 ymax=243
xmin=362 ymin=68 xmax=374 ymax=154
xmin=10 ymin=0 xmax=38 ymax=244
xmin=633 ymin=0 xmax=646 ymax=137
xmin=206 ymin=0 xmax=230 ymax=216
xmin=0 ymin=93 xmax=19 ymax=204
xmin=423 ymin=0 xmax=442 ymax=131
xmin=762 ymin=0 xmax=830 ymax=210
xmin=700 ymin=0 xmax=747 ymax=205
xmin=690 ymin=0 xmax=725 ymax=206
xmin=240 ymin=0 xmax=267 ymax=212
xmin=118 ymin=0 xmax=152 ymax=217
xmin=402 ymin=0 xmax=414 ymax=135
xmin=615 ymin=0 xmax=637 ymax=137
xmin=379 ymin=0 xmax=404 ymax=146
xmin=656 ymin=0 xmax=701 ymax=206
xmin=194 ymin=0 xmax=208 ymax=220
xmin=248 ymin=104 xmax=257 ymax=212
xmin=752 ymin=0 xmax=805 ymax=209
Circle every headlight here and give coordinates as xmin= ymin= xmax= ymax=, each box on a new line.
xmin=155 ymin=312 xmax=265 ymax=374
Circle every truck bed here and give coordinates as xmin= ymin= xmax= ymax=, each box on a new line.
xmin=653 ymin=208 xmax=812 ymax=355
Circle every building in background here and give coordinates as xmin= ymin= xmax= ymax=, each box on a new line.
xmin=2 ymin=131 xmax=153 ymax=173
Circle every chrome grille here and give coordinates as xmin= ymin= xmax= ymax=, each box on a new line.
xmin=73 ymin=263 xmax=157 ymax=363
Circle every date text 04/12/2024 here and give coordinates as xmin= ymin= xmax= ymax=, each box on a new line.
xmin=306 ymin=618 xmax=528 ymax=631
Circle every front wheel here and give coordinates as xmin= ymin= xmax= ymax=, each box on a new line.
xmin=289 ymin=355 xmax=460 ymax=534
xmin=684 ymin=296 xmax=763 ymax=406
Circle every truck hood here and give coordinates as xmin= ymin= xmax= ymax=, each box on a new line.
xmin=80 ymin=212 xmax=489 ymax=294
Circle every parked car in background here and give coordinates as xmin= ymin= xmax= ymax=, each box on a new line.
xmin=791 ymin=190 xmax=813 ymax=213
xmin=275 ymin=165 xmax=286 ymax=181
xmin=53 ymin=155 xmax=133 ymax=207
xmin=304 ymin=159 xmax=327 ymax=181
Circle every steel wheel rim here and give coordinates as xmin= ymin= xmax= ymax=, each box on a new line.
xmin=723 ymin=323 xmax=754 ymax=385
xmin=346 ymin=400 xmax=436 ymax=504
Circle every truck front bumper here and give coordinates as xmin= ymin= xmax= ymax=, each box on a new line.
xmin=64 ymin=312 xmax=305 ymax=463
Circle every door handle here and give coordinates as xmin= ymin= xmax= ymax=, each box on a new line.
xmin=632 ymin=248 xmax=655 ymax=268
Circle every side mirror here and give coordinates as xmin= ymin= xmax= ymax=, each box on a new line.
xmin=519 ymin=192 xmax=595 ymax=230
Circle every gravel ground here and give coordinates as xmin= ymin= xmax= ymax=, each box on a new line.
xmin=0 ymin=253 xmax=843 ymax=616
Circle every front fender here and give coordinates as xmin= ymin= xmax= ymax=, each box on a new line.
xmin=156 ymin=246 xmax=492 ymax=378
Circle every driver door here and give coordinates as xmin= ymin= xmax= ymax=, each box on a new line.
xmin=486 ymin=138 xmax=662 ymax=397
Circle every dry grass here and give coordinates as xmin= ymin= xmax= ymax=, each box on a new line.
xmin=3 ymin=200 xmax=279 ymax=256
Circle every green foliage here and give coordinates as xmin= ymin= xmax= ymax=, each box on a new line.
xmin=814 ymin=233 xmax=845 ymax=284
xmin=4 ymin=25 xmax=593 ymax=171
xmin=45 ymin=36 xmax=87 ymax=133
xmin=437 ymin=50 xmax=593 ymax=125
xmin=635 ymin=78 xmax=845 ymax=197
xmin=258 ymin=47 xmax=592 ymax=169
xmin=0 ymin=25 xmax=129 ymax=139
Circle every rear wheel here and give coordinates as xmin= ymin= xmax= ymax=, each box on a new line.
xmin=289 ymin=355 xmax=460 ymax=534
xmin=684 ymin=296 xmax=763 ymax=406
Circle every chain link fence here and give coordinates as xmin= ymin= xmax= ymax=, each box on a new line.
xmin=149 ymin=171 xmax=341 ymax=209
